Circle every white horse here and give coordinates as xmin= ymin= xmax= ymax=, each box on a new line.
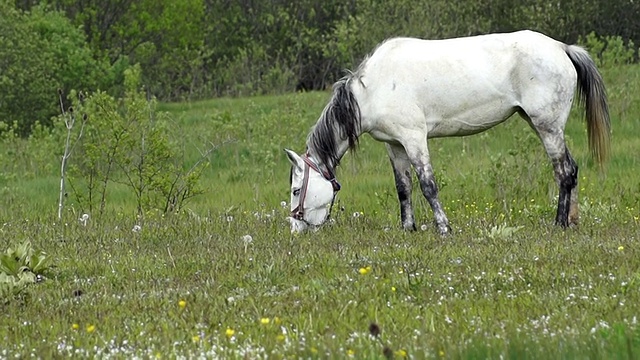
xmin=285 ymin=30 xmax=610 ymax=234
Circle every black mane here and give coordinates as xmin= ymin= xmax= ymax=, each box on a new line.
xmin=307 ymin=77 xmax=362 ymax=176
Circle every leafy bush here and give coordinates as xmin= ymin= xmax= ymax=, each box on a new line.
xmin=0 ymin=4 xmax=114 ymax=136
xmin=65 ymin=66 xmax=213 ymax=218
xmin=581 ymin=32 xmax=637 ymax=68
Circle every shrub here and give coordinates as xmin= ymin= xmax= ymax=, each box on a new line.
xmin=581 ymin=32 xmax=637 ymax=68
xmin=65 ymin=66 xmax=214 ymax=218
xmin=0 ymin=4 xmax=114 ymax=136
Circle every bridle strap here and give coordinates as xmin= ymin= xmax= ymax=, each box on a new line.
xmin=291 ymin=162 xmax=310 ymax=220
xmin=290 ymin=154 xmax=340 ymax=225
xmin=302 ymin=156 xmax=341 ymax=192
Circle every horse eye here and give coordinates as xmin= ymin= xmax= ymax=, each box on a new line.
xmin=292 ymin=188 xmax=301 ymax=196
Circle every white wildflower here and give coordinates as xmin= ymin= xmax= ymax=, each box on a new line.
xmin=242 ymin=235 xmax=253 ymax=253
xmin=79 ymin=213 xmax=89 ymax=226
xmin=132 ymin=224 xmax=141 ymax=233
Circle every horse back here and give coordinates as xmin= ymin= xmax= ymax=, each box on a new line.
xmin=352 ymin=31 xmax=576 ymax=138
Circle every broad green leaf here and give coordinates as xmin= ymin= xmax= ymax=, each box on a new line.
xmin=30 ymin=253 xmax=51 ymax=275
xmin=0 ymin=254 xmax=20 ymax=277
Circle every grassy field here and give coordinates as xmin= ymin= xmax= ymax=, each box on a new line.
xmin=1 ymin=64 xmax=639 ymax=359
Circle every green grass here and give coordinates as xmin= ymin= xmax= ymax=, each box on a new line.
xmin=1 ymin=65 xmax=639 ymax=358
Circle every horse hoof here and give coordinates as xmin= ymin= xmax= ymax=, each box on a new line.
xmin=438 ymin=224 xmax=451 ymax=236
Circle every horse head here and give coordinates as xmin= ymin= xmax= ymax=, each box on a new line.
xmin=285 ymin=149 xmax=340 ymax=233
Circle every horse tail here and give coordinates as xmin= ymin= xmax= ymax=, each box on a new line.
xmin=564 ymin=45 xmax=611 ymax=166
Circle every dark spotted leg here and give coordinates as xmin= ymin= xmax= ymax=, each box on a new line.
xmin=553 ymin=148 xmax=578 ymax=227
xmin=404 ymin=142 xmax=451 ymax=235
xmin=537 ymin=127 xmax=579 ymax=227
xmin=386 ymin=144 xmax=416 ymax=231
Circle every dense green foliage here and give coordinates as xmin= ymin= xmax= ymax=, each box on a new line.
xmin=2 ymin=0 xmax=640 ymax=136
xmin=30 ymin=0 xmax=639 ymax=98
xmin=0 ymin=2 xmax=116 ymax=135
xmin=0 ymin=59 xmax=638 ymax=356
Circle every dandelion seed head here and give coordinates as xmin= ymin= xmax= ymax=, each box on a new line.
xmin=420 ymin=224 xmax=428 ymax=231
xmin=280 ymin=201 xmax=287 ymax=208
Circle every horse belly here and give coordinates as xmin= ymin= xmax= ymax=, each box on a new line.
xmin=426 ymin=99 xmax=517 ymax=138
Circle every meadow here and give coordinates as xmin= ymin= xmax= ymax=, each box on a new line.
xmin=1 ymin=63 xmax=639 ymax=359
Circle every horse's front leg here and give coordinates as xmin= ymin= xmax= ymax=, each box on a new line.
xmin=404 ymin=141 xmax=451 ymax=235
xmin=386 ymin=144 xmax=416 ymax=231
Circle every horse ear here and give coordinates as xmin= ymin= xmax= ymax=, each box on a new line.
xmin=284 ymin=148 xmax=304 ymax=170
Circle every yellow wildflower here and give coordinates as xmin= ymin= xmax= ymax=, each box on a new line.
xmin=395 ymin=349 xmax=407 ymax=357
xmin=178 ymin=300 xmax=187 ymax=309
xmin=347 ymin=349 xmax=355 ymax=357
xmin=359 ymin=266 xmax=372 ymax=275
xmin=192 ymin=335 xmax=200 ymax=343
xmin=260 ymin=317 xmax=270 ymax=325
xmin=225 ymin=328 xmax=235 ymax=338
xmin=618 ymin=246 xmax=624 ymax=251
xmin=72 ymin=323 xmax=79 ymax=330
xmin=276 ymin=334 xmax=286 ymax=342
xmin=86 ymin=324 xmax=95 ymax=333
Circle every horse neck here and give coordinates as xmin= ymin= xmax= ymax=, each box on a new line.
xmin=306 ymin=136 xmax=352 ymax=176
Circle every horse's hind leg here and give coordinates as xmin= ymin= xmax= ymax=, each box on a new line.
xmin=402 ymin=140 xmax=451 ymax=235
xmin=386 ymin=143 xmax=416 ymax=231
xmin=535 ymin=128 xmax=579 ymax=227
